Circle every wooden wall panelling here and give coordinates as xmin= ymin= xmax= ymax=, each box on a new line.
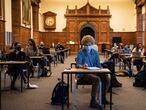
xmin=20 ymin=26 xmax=31 ymax=48
xmin=12 ymin=0 xmax=21 ymax=45
xmin=33 ymin=31 xmax=40 ymax=47
xmin=12 ymin=0 xmax=21 ymax=27
xmin=110 ymin=32 xmax=137 ymax=47
xmin=40 ymin=32 xmax=67 ymax=48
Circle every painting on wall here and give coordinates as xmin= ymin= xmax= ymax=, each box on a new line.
xmin=22 ymin=0 xmax=31 ymax=25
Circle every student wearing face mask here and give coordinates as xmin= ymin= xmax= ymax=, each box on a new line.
xmin=8 ymin=42 xmax=28 ymax=90
xmin=25 ymin=39 xmax=37 ymax=56
xmin=25 ymin=39 xmax=37 ymax=77
xmin=76 ymin=35 xmax=110 ymax=109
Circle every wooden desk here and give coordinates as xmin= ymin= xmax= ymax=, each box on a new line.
xmin=61 ymin=68 xmax=112 ymax=110
xmin=120 ymin=54 xmax=131 ymax=58
xmin=30 ymin=56 xmax=43 ymax=59
xmin=130 ymin=55 xmax=146 ymax=59
xmin=0 ymin=61 xmax=29 ymax=92
xmin=42 ymin=54 xmax=52 ymax=76
xmin=30 ymin=56 xmax=44 ymax=78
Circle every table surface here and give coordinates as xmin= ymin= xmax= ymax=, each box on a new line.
xmin=62 ymin=68 xmax=111 ymax=74
xmin=0 ymin=61 xmax=28 ymax=65
xmin=30 ymin=56 xmax=43 ymax=59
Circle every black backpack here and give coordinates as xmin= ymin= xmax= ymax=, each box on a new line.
xmin=51 ymin=79 xmax=68 ymax=105
xmin=133 ymin=70 xmax=145 ymax=87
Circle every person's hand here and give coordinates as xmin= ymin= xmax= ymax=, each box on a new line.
xmin=83 ymin=64 xmax=88 ymax=69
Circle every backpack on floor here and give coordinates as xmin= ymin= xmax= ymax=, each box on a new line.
xmin=41 ymin=67 xmax=48 ymax=77
xmin=133 ymin=70 xmax=144 ymax=87
xmin=51 ymin=79 xmax=68 ymax=105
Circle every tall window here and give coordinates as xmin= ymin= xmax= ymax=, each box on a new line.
xmin=5 ymin=32 xmax=12 ymax=45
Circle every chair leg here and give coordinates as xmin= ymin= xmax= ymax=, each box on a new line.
xmin=4 ymin=73 xmax=7 ymax=88
xmin=76 ymin=85 xmax=78 ymax=89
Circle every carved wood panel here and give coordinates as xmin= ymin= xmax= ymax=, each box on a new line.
xmin=65 ymin=3 xmax=111 ymax=53
xmin=69 ymin=21 xmax=76 ymax=32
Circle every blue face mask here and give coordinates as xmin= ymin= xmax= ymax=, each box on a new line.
xmin=84 ymin=46 xmax=92 ymax=52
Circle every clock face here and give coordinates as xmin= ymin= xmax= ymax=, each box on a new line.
xmin=45 ymin=17 xmax=55 ymax=26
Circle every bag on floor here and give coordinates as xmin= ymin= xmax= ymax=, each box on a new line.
xmin=41 ymin=67 xmax=48 ymax=77
xmin=133 ymin=70 xmax=144 ymax=87
xmin=51 ymin=79 xmax=68 ymax=105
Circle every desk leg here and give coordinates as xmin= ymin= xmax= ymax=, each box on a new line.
xmin=144 ymin=63 xmax=146 ymax=89
xmin=0 ymin=66 xmax=2 ymax=92
xmin=21 ymin=73 xmax=23 ymax=92
xmin=70 ymin=74 xmax=72 ymax=92
xmin=37 ymin=63 xmax=40 ymax=78
xmin=61 ymin=73 xmax=64 ymax=110
xmin=99 ymin=80 xmax=102 ymax=106
xmin=48 ymin=61 xmax=52 ymax=77
xmin=67 ymin=74 xmax=69 ymax=108
xmin=110 ymin=73 xmax=113 ymax=110
xmin=27 ymin=70 xmax=30 ymax=88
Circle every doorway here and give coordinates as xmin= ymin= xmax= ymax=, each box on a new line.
xmin=80 ymin=27 xmax=95 ymax=40
xmin=80 ymin=26 xmax=95 ymax=48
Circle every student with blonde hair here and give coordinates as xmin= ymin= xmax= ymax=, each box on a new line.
xmin=76 ymin=35 xmax=107 ymax=109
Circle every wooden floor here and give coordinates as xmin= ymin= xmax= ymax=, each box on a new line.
xmin=1 ymin=55 xmax=146 ymax=110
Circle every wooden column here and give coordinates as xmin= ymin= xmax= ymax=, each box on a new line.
xmin=0 ymin=20 xmax=5 ymax=52
xmin=32 ymin=2 xmax=40 ymax=46
xmin=136 ymin=6 xmax=143 ymax=43
xmin=12 ymin=0 xmax=21 ymax=42
xmin=32 ymin=5 xmax=39 ymax=31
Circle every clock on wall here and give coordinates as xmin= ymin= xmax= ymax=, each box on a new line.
xmin=45 ymin=17 xmax=55 ymax=27
xmin=43 ymin=11 xmax=56 ymax=30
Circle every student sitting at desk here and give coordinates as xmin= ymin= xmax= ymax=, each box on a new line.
xmin=38 ymin=42 xmax=50 ymax=55
xmin=132 ymin=43 xmax=144 ymax=72
xmin=25 ymin=39 xmax=37 ymax=78
xmin=76 ymin=35 xmax=109 ymax=109
xmin=25 ymin=39 xmax=49 ymax=77
xmin=38 ymin=41 xmax=53 ymax=62
xmin=8 ymin=42 xmax=28 ymax=90
xmin=121 ymin=45 xmax=133 ymax=76
xmin=55 ymin=42 xmax=65 ymax=63
xmin=110 ymin=43 xmax=119 ymax=64
xmin=38 ymin=42 xmax=51 ymax=77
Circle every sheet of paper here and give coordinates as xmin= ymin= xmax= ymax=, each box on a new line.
xmin=86 ymin=67 xmax=101 ymax=70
